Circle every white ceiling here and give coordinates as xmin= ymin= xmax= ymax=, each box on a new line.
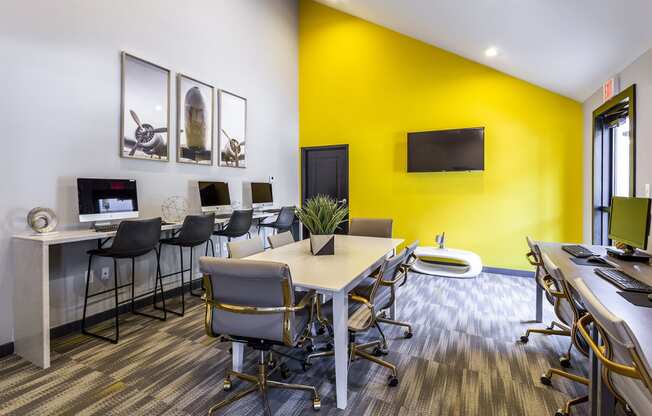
xmin=316 ymin=0 xmax=652 ymax=101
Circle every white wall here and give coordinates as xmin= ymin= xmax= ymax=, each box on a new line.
xmin=0 ymin=0 xmax=299 ymax=346
xmin=583 ymin=47 xmax=652 ymax=248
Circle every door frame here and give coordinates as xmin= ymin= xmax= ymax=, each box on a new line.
xmin=300 ymin=144 xmax=350 ymax=206
xmin=591 ymin=84 xmax=636 ymax=244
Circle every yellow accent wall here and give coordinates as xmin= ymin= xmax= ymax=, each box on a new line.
xmin=299 ymin=0 xmax=583 ymax=270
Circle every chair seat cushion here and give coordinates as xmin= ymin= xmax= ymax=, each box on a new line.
xmin=87 ymin=247 xmax=154 ymax=259
xmin=160 ymin=237 xmax=208 ymax=248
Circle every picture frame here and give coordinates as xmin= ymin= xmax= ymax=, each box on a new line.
xmin=218 ymin=89 xmax=247 ymax=168
xmin=176 ymin=74 xmax=215 ymax=165
xmin=120 ymin=52 xmax=171 ymax=161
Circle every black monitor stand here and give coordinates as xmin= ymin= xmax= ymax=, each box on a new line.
xmin=606 ymin=246 xmax=652 ymax=263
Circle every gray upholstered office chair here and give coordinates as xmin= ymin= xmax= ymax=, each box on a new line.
xmin=227 ymin=236 xmax=264 ymax=259
xmin=267 ymin=231 xmax=295 ymax=249
xmin=575 ymin=279 xmax=652 ymax=416
xmin=536 ymin=253 xmax=590 ymax=416
xmin=348 ymin=217 xmax=393 ymax=238
xmin=198 ymin=257 xmax=321 ymax=415
xmin=372 ymin=240 xmax=419 ymax=340
xmin=306 ymin=251 xmax=407 ymax=386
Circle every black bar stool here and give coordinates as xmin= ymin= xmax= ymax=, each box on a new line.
xmin=82 ymin=217 xmax=165 ymax=344
xmin=158 ymin=213 xmax=216 ymax=315
xmin=258 ymin=206 xmax=295 ymax=247
xmin=213 ymin=209 xmax=253 ymax=256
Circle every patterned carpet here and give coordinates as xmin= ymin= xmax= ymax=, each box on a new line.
xmin=0 ymin=272 xmax=592 ymax=416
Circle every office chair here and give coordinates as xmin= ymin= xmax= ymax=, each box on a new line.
xmin=520 ymin=241 xmax=583 ymax=366
xmin=267 ymin=230 xmax=295 ymax=249
xmin=348 ymin=217 xmax=393 ymax=238
xmin=227 ymin=236 xmax=264 ymax=259
xmin=213 ymin=209 xmax=253 ymax=256
xmin=526 ymin=236 xmax=556 ymax=306
xmin=157 ymin=214 xmax=215 ymax=315
xmin=82 ymin=218 xmax=166 ymax=344
xmin=306 ymin=251 xmax=407 ymax=386
xmin=536 ymin=254 xmax=590 ymax=416
xmin=575 ymin=279 xmax=652 ymax=416
xmin=198 ymin=257 xmax=321 ymax=415
xmin=373 ymin=240 xmax=419 ymax=340
xmin=258 ymin=206 xmax=295 ymax=237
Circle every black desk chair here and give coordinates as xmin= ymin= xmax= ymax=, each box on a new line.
xmin=258 ymin=206 xmax=295 ymax=242
xmin=82 ymin=217 xmax=165 ymax=344
xmin=213 ymin=209 xmax=253 ymax=256
xmin=158 ymin=214 xmax=215 ymax=315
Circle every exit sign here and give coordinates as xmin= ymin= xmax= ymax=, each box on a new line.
xmin=602 ymin=77 xmax=619 ymax=102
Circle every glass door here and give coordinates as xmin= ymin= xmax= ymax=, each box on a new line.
xmin=592 ymin=85 xmax=636 ymax=245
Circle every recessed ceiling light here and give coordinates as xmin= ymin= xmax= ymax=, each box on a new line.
xmin=485 ymin=47 xmax=498 ymax=58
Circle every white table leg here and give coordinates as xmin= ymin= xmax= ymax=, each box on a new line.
xmin=332 ymin=290 xmax=349 ymax=409
xmin=13 ymin=239 xmax=50 ymax=368
xmin=232 ymin=342 xmax=244 ymax=372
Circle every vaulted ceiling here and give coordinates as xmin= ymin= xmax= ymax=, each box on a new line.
xmin=316 ymin=0 xmax=652 ymax=101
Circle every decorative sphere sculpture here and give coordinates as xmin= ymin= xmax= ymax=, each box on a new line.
xmin=161 ymin=196 xmax=189 ymax=224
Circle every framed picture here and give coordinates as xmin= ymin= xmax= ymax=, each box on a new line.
xmin=120 ymin=52 xmax=170 ymax=161
xmin=177 ymin=74 xmax=214 ymax=165
xmin=218 ymin=90 xmax=247 ymax=168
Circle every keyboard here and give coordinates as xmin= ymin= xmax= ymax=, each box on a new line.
xmin=94 ymin=224 xmax=120 ymax=232
xmin=562 ymin=245 xmax=595 ymax=258
xmin=595 ymin=268 xmax=652 ymax=293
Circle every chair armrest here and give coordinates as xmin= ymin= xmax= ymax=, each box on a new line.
xmin=380 ymin=270 xmax=407 ymax=286
xmin=526 ymin=251 xmax=540 ymax=267
xmin=206 ymin=290 xmax=316 ymax=315
xmin=576 ymin=314 xmax=641 ymax=380
xmin=349 ymin=294 xmax=374 ymax=311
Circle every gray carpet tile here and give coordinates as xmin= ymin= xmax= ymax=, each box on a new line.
xmin=0 ymin=272 xmax=596 ymax=415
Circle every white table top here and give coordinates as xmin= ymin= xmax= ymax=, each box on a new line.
xmin=12 ymin=213 xmax=274 ymax=245
xmin=245 ymin=235 xmax=403 ymax=293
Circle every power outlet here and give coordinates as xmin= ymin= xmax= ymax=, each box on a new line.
xmin=86 ymin=270 xmax=94 ymax=284
xmin=101 ymin=267 xmax=110 ymax=281
xmin=645 ymin=184 xmax=651 ymax=198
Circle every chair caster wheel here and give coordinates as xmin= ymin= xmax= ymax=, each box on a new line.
xmin=404 ymin=331 xmax=413 ymax=339
xmin=312 ymin=397 xmax=321 ymax=411
xmin=325 ymin=343 xmax=333 ymax=351
xmin=228 ymin=347 xmax=233 ymax=354
xmin=268 ymin=359 xmax=277 ymax=370
xmin=519 ymin=335 xmax=529 ymax=343
xmin=555 ymin=410 xmax=567 ymax=416
xmin=373 ymin=347 xmax=387 ymax=357
xmin=306 ymin=345 xmax=314 ymax=353
xmin=388 ymin=376 xmax=399 ymax=387
xmin=302 ymin=360 xmax=312 ymax=371
xmin=540 ymin=374 xmax=552 ymax=386
xmin=280 ymin=363 xmax=291 ymax=379
xmin=317 ymin=327 xmax=325 ymax=335
xmin=223 ymin=379 xmax=232 ymax=391
xmin=559 ymin=356 xmax=571 ymax=368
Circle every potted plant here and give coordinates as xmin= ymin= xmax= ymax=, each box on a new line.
xmin=295 ymin=194 xmax=348 ymax=255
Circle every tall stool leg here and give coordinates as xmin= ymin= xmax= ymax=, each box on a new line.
xmin=113 ymin=258 xmax=120 ymax=343
xmin=190 ymin=245 xmax=201 ymax=297
xmin=131 ymin=258 xmax=136 ymax=313
xmin=155 ymin=247 xmax=166 ymax=320
xmin=180 ymin=246 xmax=185 ymax=313
xmin=82 ymin=254 xmax=93 ymax=334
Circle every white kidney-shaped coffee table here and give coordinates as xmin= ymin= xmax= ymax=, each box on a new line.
xmin=412 ymin=247 xmax=482 ymax=278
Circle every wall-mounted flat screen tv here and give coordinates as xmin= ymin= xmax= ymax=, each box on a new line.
xmin=407 ymin=127 xmax=484 ymax=172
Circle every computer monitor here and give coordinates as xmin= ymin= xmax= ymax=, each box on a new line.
xmin=251 ymin=182 xmax=273 ymax=207
xmin=609 ymin=196 xmax=651 ymax=254
xmin=198 ymin=181 xmax=231 ymax=212
xmin=77 ymin=178 xmax=139 ymax=223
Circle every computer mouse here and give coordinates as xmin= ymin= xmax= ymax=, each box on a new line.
xmin=587 ymin=256 xmax=606 ymax=264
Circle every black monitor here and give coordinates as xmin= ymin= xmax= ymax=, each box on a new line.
xmin=198 ymin=181 xmax=231 ymax=212
xmin=609 ymin=196 xmax=651 ymax=253
xmin=251 ymin=182 xmax=273 ymax=206
xmin=77 ymin=178 xmax=139 ymax=223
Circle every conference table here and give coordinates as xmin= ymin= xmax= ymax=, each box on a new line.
xmin=536 ymin=242 xmax=652 ymax=416
xmin=242 ymin=234 xmax=403 ymax=409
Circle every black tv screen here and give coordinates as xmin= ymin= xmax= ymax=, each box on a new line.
xmin=407 ymin=127 xmax=484 ymax=172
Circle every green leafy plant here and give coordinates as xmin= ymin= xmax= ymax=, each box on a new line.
xmin=296 ymin=194 xmax=348 ymax=235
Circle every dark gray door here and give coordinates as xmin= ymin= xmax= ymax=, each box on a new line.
xmin=301 ymin=145 xmax=349 ymax=235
